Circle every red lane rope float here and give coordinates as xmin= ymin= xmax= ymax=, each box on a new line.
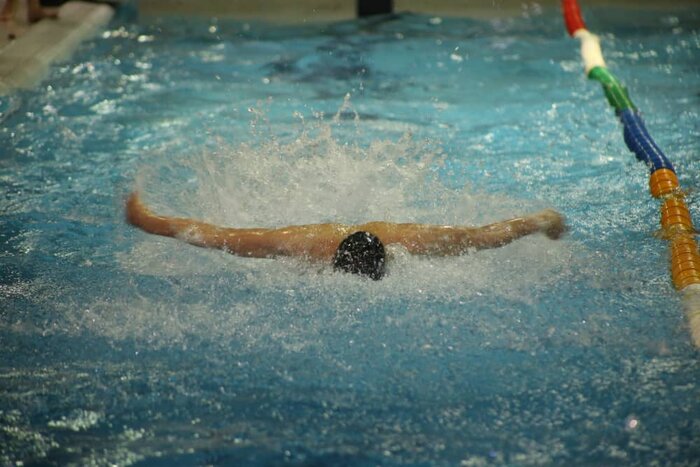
xmin=562 ymin=0 xmax=586 ymax=36
xmin=561 ymin=0 xmax=700 ymax=347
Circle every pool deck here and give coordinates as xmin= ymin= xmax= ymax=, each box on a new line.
xmin=0 ymin=1 xmax=113 ymax=95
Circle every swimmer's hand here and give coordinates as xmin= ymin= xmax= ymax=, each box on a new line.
xmin=534 ymin=209 xmax=567 ymax=240
xmin=125 ymin=192 xmax=173 ymax=236
xmin=125 ymin=192 xmax=149 ymax=227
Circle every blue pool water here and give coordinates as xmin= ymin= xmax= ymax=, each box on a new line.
xmin=2 ymin=6 xmax=700 ymax=465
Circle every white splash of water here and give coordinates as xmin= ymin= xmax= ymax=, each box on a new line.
xmin=104 ymin=111 xmax=586 ymax=350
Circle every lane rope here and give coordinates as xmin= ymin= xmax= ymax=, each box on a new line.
xmin=561 ymin=0 xmax=700 ymax=347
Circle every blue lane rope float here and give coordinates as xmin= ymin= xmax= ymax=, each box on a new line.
xmin=619 ymin=109 xmax=675 ymax=172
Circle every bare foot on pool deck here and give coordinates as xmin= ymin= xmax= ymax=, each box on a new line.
xmin=0 ymin=20 xmax=18 ymax=40
xmin=27 ymin=0 xmax=58 ymax=23
xmin=27 ymin=7 xmax=58 ymax=23
xmin=0 ymin=0 xmax=17 ymax=39
xmin=3 ymin=24 xmax=25 ymax=40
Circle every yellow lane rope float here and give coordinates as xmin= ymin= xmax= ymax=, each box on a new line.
xmin=562 ymin=0 xmax=700 ymax=347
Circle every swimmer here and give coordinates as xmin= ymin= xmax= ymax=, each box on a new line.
xmin=125 ymin=192 xmax=566 ymax=280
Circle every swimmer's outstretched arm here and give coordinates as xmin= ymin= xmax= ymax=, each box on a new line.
xmin=126 ymin=192 xmax=565 ymax=260
xmin=468 ymin=210 xmax=566 ymax=249
xmin=125 ymin=192 xmax=345 ymax=260
xmin=361 ymin=210 xmax=566 ymax=255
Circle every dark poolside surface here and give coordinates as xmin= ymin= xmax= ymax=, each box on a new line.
xmin=1 ymin=6 xmax=700 ymax=466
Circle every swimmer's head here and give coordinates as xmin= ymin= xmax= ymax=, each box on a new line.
xmin=333 ymin=231 xmax=386 ymax=281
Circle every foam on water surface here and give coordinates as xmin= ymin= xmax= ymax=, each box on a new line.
xmin=102 ymin=112 xmax=578 ymax=351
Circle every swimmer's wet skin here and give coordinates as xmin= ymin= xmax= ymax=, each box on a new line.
xmin=125 ymin=192 xmax=566 ymax=279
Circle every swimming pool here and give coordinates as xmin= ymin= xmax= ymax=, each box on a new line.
xmin=1 ymin=5 xmax=699 ymax=465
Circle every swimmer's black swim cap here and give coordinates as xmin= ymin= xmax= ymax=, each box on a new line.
xmin=333 ymin=231 xmax=386 ymax=281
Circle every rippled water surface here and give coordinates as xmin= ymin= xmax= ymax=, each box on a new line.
xmin=1 ymin=6 xmax=700 ymax=466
